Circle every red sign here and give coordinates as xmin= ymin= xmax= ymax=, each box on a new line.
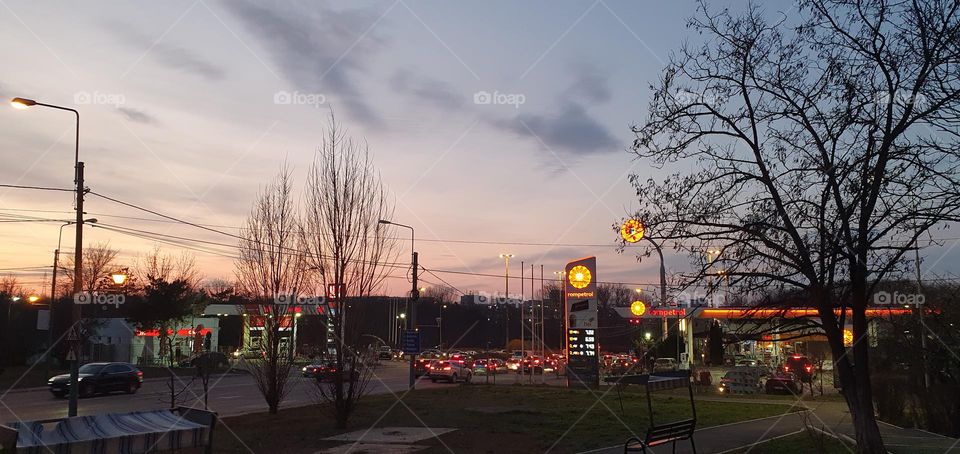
xmin=135 ymin=328 xmax=212 ymax=337
xmin=649 ymin=308 xmax=686 ymax=317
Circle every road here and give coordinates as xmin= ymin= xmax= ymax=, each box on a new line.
xmin=0 ymin=361 xmax=458 ymax=423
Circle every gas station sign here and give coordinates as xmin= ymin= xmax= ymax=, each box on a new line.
xmin=565 ymin=256 xmax=599 ymax=388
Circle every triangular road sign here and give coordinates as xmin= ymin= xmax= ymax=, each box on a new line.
xmin=65 ymin=349 xmax=77 ymax=361
xmin=66 ymin=327 xmax=79 ymax=342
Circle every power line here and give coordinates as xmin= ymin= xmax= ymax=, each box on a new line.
xmin=0 ymin=184 xmax=74 ymax=192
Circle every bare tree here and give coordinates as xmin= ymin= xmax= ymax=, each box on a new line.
xmin=60 ymin=242 xmax=119 ymax=294
xmin=302 ymin=113 xmax=398 ymax=429
xmin=627 ymin=1 xmax=960 ymax=451
xmin=423 ymin=284 xmax=457 ymax=304
xmin=235 ymin=166 xmax=308 ymax=415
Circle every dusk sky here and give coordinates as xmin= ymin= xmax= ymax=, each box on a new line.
xmin=2 ymin=0 xmax=958 ymax=297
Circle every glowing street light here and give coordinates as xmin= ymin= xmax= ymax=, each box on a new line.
xmin=27 ymin=295 xmax=40 ymax=303
xmin=111 ymin=273 xmax=128 ymax=286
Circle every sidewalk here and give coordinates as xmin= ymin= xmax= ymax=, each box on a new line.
xmin=579 ymin=400 xmax=960 ymax=453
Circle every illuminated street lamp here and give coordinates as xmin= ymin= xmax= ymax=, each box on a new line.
xmin=27 ymin=295 xmax=40 ymax=303
xmin=12 ymin=96 xmax=85 ymax=417
xmin=111 ymin=273 xmax=128 ymax=286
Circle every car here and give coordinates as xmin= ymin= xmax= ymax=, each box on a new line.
xmin=415 ymin=352 xmax=441 ymax=376
xmin=302 ymin=361 xmax=360 ymax=382
xmin=653 ymin=358 xmax=679 ymax=373
xmin=519 ymin=356 xmax=545 ymax=374
xmin=609 ymin=357 xmax=638 ymax=376
xmin=428 ymin=360 xmax=472 ymax=383
xmin=378 ymin=346 xmax=393 ymax=360
xmin=472 ymin=358 xmax=503 ymax=375
xmin=178 ymin=351 xmax=229 ymax=369
xmin=48 ymin=362 xmax=143 ymax=398
xmin=734 ymin=356 xmax=758 ymax=367
xmin=783 ymin=355 xmax=814 ymax=382
xmin=765 ymin=371 xmax=801 ymax=394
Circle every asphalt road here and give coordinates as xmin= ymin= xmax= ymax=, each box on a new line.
xmin=0 ymin=361 xmax=452 ymax=424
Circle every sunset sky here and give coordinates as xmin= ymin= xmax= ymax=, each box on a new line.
xmin=2 ymin=0 xmax=958 ymax=298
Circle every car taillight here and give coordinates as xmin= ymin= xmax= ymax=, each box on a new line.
xmin=784 ymin=365 xmax=790 ymax=371
xmin=805 ymin=366 xmax=812 ymax=372
xmin=443 ymin=366 xmax=451 ymax=371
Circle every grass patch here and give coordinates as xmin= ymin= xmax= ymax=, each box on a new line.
xmin=728 ymin=429 xmax=852 ymax=453
xmin=215 ymin=384 xmax=798 ymax=453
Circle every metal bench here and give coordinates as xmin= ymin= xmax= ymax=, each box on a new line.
xmin=605 ymin=370 xmax=697 ymax=454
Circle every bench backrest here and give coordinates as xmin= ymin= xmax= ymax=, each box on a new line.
xmin=646 ymin=418 xmax=696 ymax=444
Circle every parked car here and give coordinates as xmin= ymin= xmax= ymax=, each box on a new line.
xmin=48 ymin=362 xmax=143 ymax=398
xmin=783 ymin=355 xmax=814 ymax=382
xmin=302 ymin=361 xmax=360 ymax=382
xmin=428 ymin=360 xmax=472 ymax=383
xmin=765 ymin=371 xmax=801 ymax=394
xmin=178 ymin=351 xmax=229 ymax=369
xmin=609 ymin=357 xmax=638 ymax=376
xmin=653 ymin=358 xmax=679 ymax=373
xmin=378 ymin=346 xmax=393 ymax=360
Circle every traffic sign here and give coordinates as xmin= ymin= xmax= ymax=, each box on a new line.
xmin=66 ymin=327 xmax=79 ymax=342
xmin=65 ymin=348 xmax=77 ymax=361
xmin=402 ymin=330 xmax=420 ymax=355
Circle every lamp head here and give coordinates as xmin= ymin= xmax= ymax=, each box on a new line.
xmin=11 ymin=97 xmax=36 ymax=109
xmin=111 ymin=273 xmax=128 ymax=285
xmin=377 ymin=219 xmax=391 ymax=225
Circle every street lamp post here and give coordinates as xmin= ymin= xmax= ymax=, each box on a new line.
xmin=12 ymin=97 xmax=85 ymax=417
xmin=499 ymin=254 xmax=513 ymax=349
xmin=378 ymin=219 xmax=417 ymax=390
xmin=46 ymin=219 xmax=96 ymax=378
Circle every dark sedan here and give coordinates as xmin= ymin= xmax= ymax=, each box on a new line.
xmin=765 ymin=371 xmax=801 ymax=394
xmin=302 ymin=361 xmax=360 ymax=382
xmin=48 ymin=362 xmax=143 ymax=398
xmin=178 ymin=351 xmax=229 ymax=369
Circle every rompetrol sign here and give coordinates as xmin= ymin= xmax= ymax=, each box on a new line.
xmin=565 ymin=256 xmax=599 ymax=389
xmin=565 ymin=257 xmax=598 ymax=329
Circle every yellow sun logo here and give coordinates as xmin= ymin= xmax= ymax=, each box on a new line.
xmin=568 ymin=265 xmax=592 ymax=289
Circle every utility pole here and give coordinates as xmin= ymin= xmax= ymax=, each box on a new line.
xmin=409 ymin=251 xmax=418 ymax=390
xmin=499 ymin=254 xmax=513 ymax=349
xmin=46 ymin=247 xmax=59 ymax=379
xmin=520 ymin=261 xmax=524 ymax=381
xmin=68 ymin=161 xmax=84 ymax=417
